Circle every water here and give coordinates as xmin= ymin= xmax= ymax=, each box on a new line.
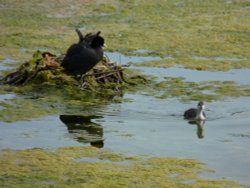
xmin=0 ymin=58 xmax=18 ymax=72
xmin=106 ymin=52 xmax=250 ymax=84
xmin=0 ymin=52 xmax=250 ymax=184
xmin=141 ymin=66 xmax=250 ymax=85
xmin=105 ymin=51 xmax=173 ymax=64
xmin=193 ymin=56 xmax=247 ymax=61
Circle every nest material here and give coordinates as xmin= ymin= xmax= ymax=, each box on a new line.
xmin=81 ymin=56 xmax=126 ymax=90
xmin=0 ymin=51 xmax=61 ymax=85
xmin=0 ymin=51 xmax=128 ymax=92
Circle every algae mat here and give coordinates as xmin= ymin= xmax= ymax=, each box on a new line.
xmin=0 ymin=146 xmax=248 ymax=188
xmin=0 ymin=0 xmax=249 ymax=71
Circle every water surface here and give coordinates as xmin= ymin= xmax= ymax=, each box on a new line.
xmin=0 ymin=53 xmax=250 ymax=185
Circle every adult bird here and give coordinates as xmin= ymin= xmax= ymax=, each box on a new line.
xmin=184 ymin=101 xmax=206 ymax=121
xmin=61 ymin=29 xmax=105 ymax=76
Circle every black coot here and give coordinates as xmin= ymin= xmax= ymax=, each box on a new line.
xmin=184 ymin=101 xmax=206 ymax=120
xmin=61 ymin=29 xmax=105 ymax=75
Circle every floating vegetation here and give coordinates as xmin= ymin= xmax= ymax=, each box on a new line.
xmin=133 ymin=58 xmax=250 ymax=71
xmin=135 ymin=77 xmax=250 ymax=102
xmin=0 ymin=0 xmax=249 ymax=70
xmin=0 ymin=146 xmax=248 ymax=188
xmin=231 ymin=132 xmax=250 ymax=139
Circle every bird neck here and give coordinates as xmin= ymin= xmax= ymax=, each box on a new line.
xmin=196 ymin=108 xmax=205 ymax=120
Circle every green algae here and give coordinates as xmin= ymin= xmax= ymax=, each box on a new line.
xmin=133 ymin=58 xmax=250 ymax=71
xmin=132 ymin=77 xmax=250 ymax=102
xmin=0 ymin=97 xmax=57 ymax=122
xmin=93 ymin=3 xmax=117 ymax=13
xmin=0 ymin=0 xmax=249 ymax=70
xmin=0 ymin=146 xmax=248 ymax=188
xmin=0 ymin=83 xmax=115 ymax=122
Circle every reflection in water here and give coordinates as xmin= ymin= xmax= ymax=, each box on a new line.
xmin=188 ymin=120 xmax=205 ymax=139
xmin=59 ymin=115 xmax=104 ymax=148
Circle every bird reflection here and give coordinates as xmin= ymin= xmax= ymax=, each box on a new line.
xmin=188 ymin=120 xmax=205 ymax=139
xmin=59 ymin=115 xmax=104 ymax=148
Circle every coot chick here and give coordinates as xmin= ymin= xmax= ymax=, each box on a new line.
xmin=61 ymin=29 xmax=105 ymax=75
xmin=184 ymin=101 xmax=206 ymax=120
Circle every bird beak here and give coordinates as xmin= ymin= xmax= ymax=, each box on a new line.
xmin=103 ymin=43 xmax=107 ymax=48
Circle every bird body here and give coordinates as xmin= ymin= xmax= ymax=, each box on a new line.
xmin=184 ymin=101 xmax=206 ymax=121
xmin=61 ymin=29 xmax=105 ymax=75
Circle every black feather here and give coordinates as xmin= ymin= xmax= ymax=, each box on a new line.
xmin=61 ymin=29 xmax=105 ymax=75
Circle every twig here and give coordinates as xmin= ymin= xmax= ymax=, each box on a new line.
xmin=83 ymin=69 xmax=124 ymax=78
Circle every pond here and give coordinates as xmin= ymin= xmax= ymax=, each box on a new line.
xmin=0 ymin=52 xmax=250 ymax=185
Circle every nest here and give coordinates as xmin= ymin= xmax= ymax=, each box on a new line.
xmin=0 ymin=51 xmax=128 ymax=91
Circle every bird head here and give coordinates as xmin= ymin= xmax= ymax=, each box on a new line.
xmin=197 ymin=101 xmax=205 ymax=110
xmin=84 ymin=31 xmax=105 ymax=48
